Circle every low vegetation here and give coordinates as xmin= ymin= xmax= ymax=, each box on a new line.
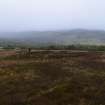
xmin=0 ymin=49 xmax=105 ymax=105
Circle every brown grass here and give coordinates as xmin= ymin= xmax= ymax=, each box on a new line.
xmin=0 ymin=50 xmax=105 ymax=105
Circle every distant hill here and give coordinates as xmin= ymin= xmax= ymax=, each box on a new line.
xmin=0 ymin=29 xmax=105 ymax=47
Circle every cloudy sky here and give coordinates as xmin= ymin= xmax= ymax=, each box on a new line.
xmin=0 ymin=0 xmax=105 ymax=31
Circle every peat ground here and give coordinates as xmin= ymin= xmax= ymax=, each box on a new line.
xmin=0 ymin=50 xmax=105 ymax=105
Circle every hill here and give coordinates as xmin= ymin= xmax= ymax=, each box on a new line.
xmin=0 ymin=29 xmax=105 ymax=47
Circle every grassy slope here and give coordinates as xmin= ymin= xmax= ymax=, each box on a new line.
xmin=0 ymin=51 xmax=105 ymax=105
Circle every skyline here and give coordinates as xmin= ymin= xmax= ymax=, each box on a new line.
xmin=0 ymin=0 xmax=105 ymax=32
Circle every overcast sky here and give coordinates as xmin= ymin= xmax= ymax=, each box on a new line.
xmin=0 ymin=0 xmax=105 ymax=31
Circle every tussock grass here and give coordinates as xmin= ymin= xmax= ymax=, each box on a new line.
xmin=0 ymin=50 xmax=105 ymax=105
